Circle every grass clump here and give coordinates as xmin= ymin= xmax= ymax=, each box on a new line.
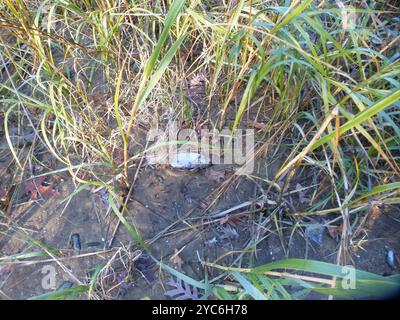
xmin=0 ymin=0 xmax=399 ymax=300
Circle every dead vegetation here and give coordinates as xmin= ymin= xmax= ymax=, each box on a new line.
xmin=0 ymin=0 xmax=400 ymax=300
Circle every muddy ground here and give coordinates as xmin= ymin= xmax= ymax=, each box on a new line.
xmin=1 ymin=150 xmax=399 ymax=299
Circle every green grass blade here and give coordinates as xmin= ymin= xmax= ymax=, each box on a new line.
xmin=312 ymin=89 xmax=400 ymax=150
xmin=231 ymin=271 xmax=267 ymax=300
xmin=143 ymin=0 xmax=186 ymax=78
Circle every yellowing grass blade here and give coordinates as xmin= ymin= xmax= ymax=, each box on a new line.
xmin=313 ymin=88 xmax=400 ymax=150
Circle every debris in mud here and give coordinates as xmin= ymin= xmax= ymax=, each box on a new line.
xmin=296 ymin=183 xmax=310 ymax=204
xmin=0 ymin=265 xmax=13 ymax=278
xmin=69 ymin=233 xmax=82 ymax=251
xmin=24 ymin=175 xmax=60 ymax=200
xmin=0 ymin=187 xmax=8 ymax=205
xmin=170 ymin=248 xmax=184 ymax=270
xmin=366 ymin=206 xmax=383 ymax=229
xmin=252 ymin=121 xmax=267 ymax=130
xmin=385 ymin=246 xmax=397 ymax=270
xmin=136 ymin=254 xmax=155 ymax=285
xmin=204 ymin=237 xmax=218 ymax=245
xmin=116 ymin=271 xmax=134 ymax=291
xmin=86 ymin=241 xmax=103 ymax=248
xmin=326 ymin=223 xmax=343 ymax=242
xmin=97 ymin=188 xmax=110 ymax=210
xmin=305 ymin=224 xmax=325 ymax=246
xmin=210 ymin=197 xmax=273 ymax=219
xmin=220 ymin=225 xmax=239 ymax=240
xmin=165 ymin=277 xmax=199 ymax=300
xmin=207 ymin=168 xmax=226 ymax=182
xmin=186 ymin=69 xmax=206 ymax=103
xmin=57 ymin=280 xmax=74 ymax=291
xmin=108 ymin=146 xmax=124 ymax=164
xmin=352 ymin=206 xmax=384 ymax=239
xmin=220 ymin=214 xmax=242 ymax=227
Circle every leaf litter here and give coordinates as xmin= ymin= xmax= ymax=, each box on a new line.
xmin=165 ymin=277 xmax=199 ymax=300
xmin=23 ymin=175 xmax=60 ymax=200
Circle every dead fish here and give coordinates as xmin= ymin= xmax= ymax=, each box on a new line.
xmin=385 ymin=246 xmax=397 ymax=270
xmin=169 ymin=152 xmax=211 ymax=170
xmin=57 ymin=280 xmax=74 ymax=291
xmin=69 ymin=233 xmax=81 ymax=251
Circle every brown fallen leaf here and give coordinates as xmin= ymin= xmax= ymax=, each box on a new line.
xmin=220 ymin=215 xmax=229 ymax=225
xmin=252 ymin=121 xmax=266 ymax=130
xmin=327 ymin=224 xmax=343 ymax=241
xmin=353 ymin=205 xmax=383 ymax=239
xmin=40 ymin=183 xmax=60 ymax=199
xmin=170 ymin=249 xmax=184 ymax=270
xmin=366 ymin=205 xmax=382 ymax=229
xmin=220 ymin=213 xmax=243 ymax=227
xmin=24 ymin=176 xmax=45 ymax=199
xmin=24 ymin=176 xmax=60 ymax=200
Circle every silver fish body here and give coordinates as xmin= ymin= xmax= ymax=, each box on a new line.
xmin=170 ymin=152 xmax=211 ymax=169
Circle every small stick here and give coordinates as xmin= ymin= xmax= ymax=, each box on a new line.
xmin=209 ymin=197 xmax=276 ymax=219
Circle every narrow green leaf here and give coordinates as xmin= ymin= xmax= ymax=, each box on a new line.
xmin=232 ymin=272 xmax=267 ymax=300
xmin=312 ymin=89 xmax=400 ymax=150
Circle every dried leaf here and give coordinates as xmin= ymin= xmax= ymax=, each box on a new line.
xmin=220 ymin=214 xmax=241 ymax=227
xmin=252 ymin=121 xmax=266 ymax=130
xmin=366 ymin=206 xmax=382 ymax=229
xmin=305 ymin=224 xmax=324 ymax=246
xmin=327 ymin=224 xmax=343 ymax=240
xmin=171 ymin=249 xmax=184 ymax=270
xmin=220 ymin=215 xmax=229 ymax=225
xmin=24 ymin=176 xmax=45 ymax=200
xmin=165 ymin=277 xmax=198 ymax=300
xmin=187 ymin=71 xmax=206 ymax=102
xmin=24 ymin=176 xmax=59 ymax=200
